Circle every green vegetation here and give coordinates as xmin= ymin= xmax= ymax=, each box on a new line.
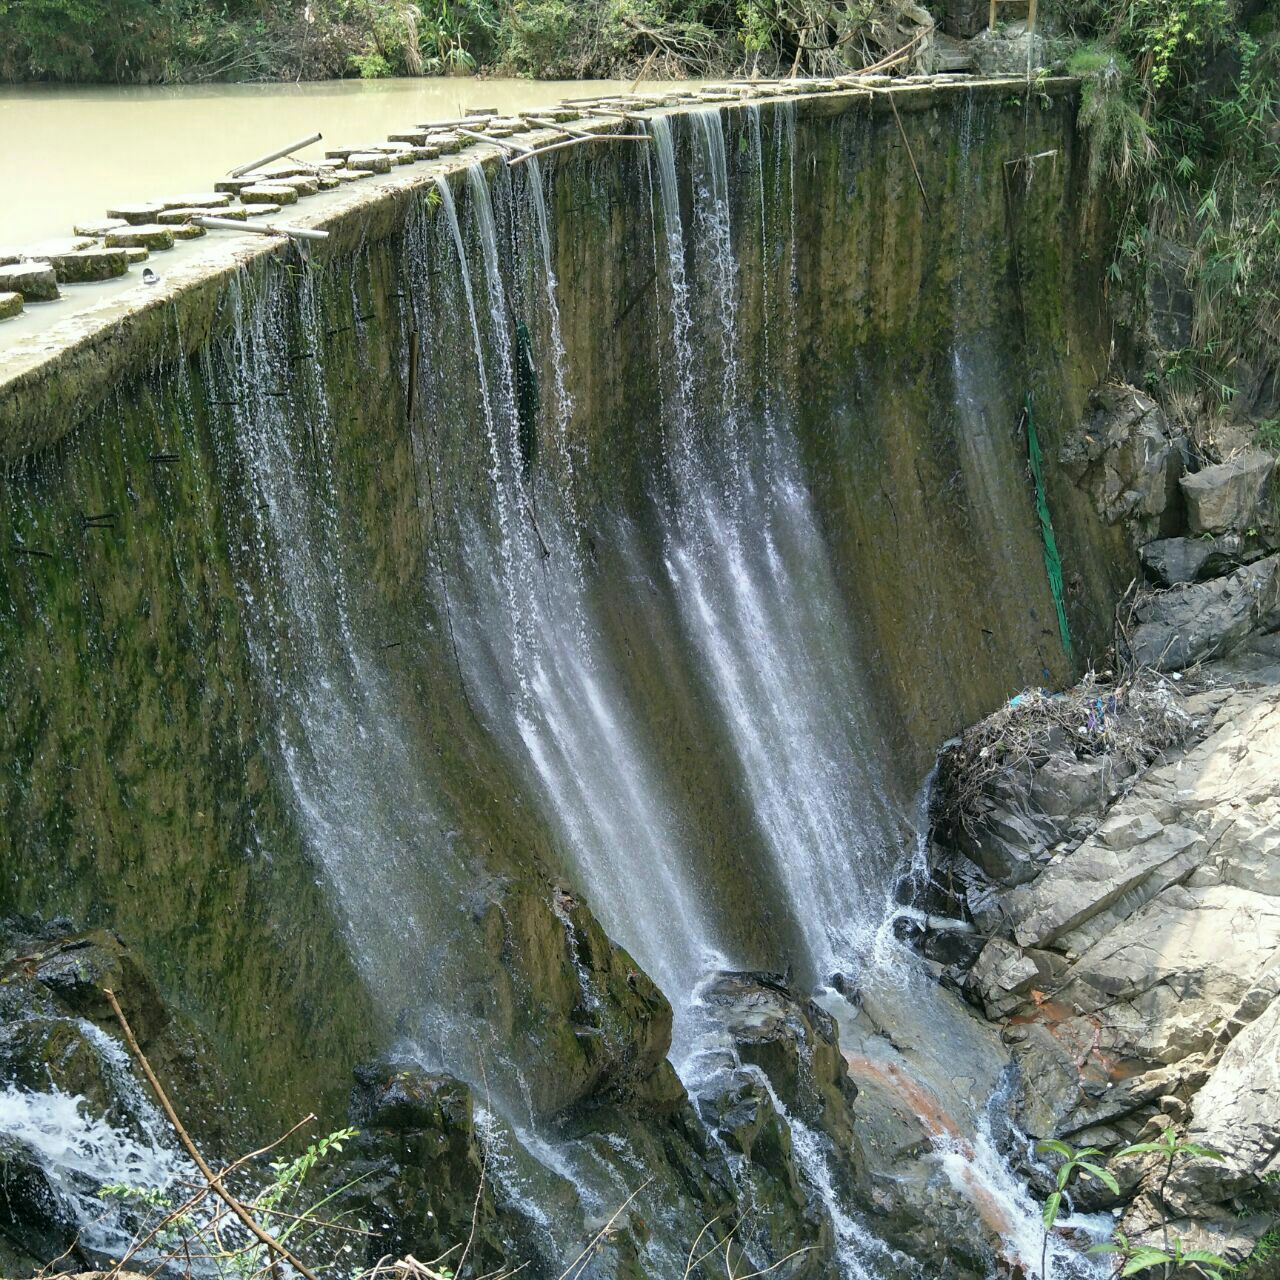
xmin=0 ymin=0 xmax=922 ymax=83
xmin=1036 ymin=1131 xmax=1243 ymax=1280
xmin=1055 ymin=1 xmax=1279 ymax=438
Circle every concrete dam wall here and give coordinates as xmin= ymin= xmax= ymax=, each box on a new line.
xmin=0 ymin=78 xmax=1131 ymax=1279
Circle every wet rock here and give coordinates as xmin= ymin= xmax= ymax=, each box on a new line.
xmin=47 ymin=249 xmax=130 ymax=284
xmin=0 ymin=1134 xmax=78 ymax=1265
xmin=1139 ymin=534 xmax=1250 ymax=585
xmin=969 ymin=938 xmax=1040 ymax=1019
xmin=1127 ymin=553 xmax=1280 ymax=670
xmin=1181 ymin=450 xmax=1276 ymax=536
xmin=0 ymin=262 xmax=59 ymax=302
xmin=347 ymin=1062 xmax=500 ymax=1270
xmin=1061 ymin=384 xmax=1184 ymax=545
xmin=103 ymin=225 xmax=175 ymax=251
xmin=123 ymin=246 xmax=149 ymax=263
xmin=168 ymin=223 xmax=206 ymax=241
xmin=239 ymin=184 xmax=300 ymax=205
xmin=0 ymin=290 xmax=22 ymax=319
xmin=701 ymin=971 xmax=856 ymax=1143
xmin=244 ymin=202 xmax=283 ymax=217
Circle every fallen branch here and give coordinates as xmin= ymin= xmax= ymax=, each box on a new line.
xmin=103 ymin=988 xmax=321 ymax=1280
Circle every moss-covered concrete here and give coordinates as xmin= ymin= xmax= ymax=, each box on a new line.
xmin=0 ymin=79 xmax=1126 ymax=1153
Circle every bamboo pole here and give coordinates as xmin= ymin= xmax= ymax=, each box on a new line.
xmin=507 ymin=133 xmax=650 ymax=167
xmin=193 ymin=215 xmax=328 ymax=241
xmin=229 ymin=133 xmax=323 ymax=179
xmin=989 ymin=0 xmax=998 ymax=31
xmin=456 ymin=127 xmax=535 ymax=156
xmin=1027 ymin=0 xmax=1038 ymax=33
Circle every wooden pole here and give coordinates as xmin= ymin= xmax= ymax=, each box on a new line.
xmin=194 ymin=215 xmax=328 ymax=241
xmin=1027 ymin=0 xmax=1038 ymax=33
xmin=989 ymin=0 xmax=998 ymax=31
xmin=229 ymin=133 xmax=323 ymax=179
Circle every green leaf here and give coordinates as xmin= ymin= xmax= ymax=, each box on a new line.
xmin=1042 ymin=1191 xmax=1062 ymax=1230
xmin=1120 ymin=1246 xmax=1174 ymax=1275
xmin=1037 ymin=1139 xmax=1074 ymax=1159
xmin=1182 ymin=1250 xmax=1233 ymax=1267
xmin=1056 ymin=1163 xmax=1073 ymax=1189
xmin=1115 ymin=1142 xmax=1166 ymax=1158
xmin=1087 ymin=1242 xmax=1123 ymax=1256
xmin=1179 ymin=1144 xmax=1226 ymax=1162
xmin=1077 ymin=1161 xmax=1121 ymax=1195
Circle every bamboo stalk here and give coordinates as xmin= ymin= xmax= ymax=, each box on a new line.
xmin=103 ymin=989 xmax=320 ymax=1280
xmin=229 ymin=133 xmax=323 ymax=179
xmin=456 ymin=128 xmax=535 ymax=156
xmin=194 ymin=216 xmax=328 ymax=241
xmin=885 ymin=92 xmax=932 ymax=215
xmin=507 ymin=133 xmax=650 ymax=167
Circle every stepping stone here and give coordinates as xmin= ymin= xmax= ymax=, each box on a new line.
xmin=169 ymin=222 xmax=206 ymax=240
xmin=124 ymin=245 xmax=150 ymax=262
xmin=160 ymin=205 xmax=248 ymax=224
xmin=104 ymin=224 xmax=175 ymax=250
xmin=104 ymin=202 xmax=166 ymax=225
xmin=0 ymin=262 xmax=59 ymax=301
xmin=73 ymin=218 xmax=128 ymax=236
xmin=243 ymin=202 xmax=282 ymax=216
xmin=346 ymin=152 xmax=392 ymax=173
xmin=388 ymin=130 xmax=429 ymax=145
xmin=47 ymin=247 xmax=130 ymax=283
xmin=0 ymin=290 xmax=23 ymax=319
xmin=253 ymin=162 xmax=317 ymax=180
xmin=428 ymin=135 xmax=464 ymax=155
xmin=324 ymin=145 xmax=367 ymax=160
xmin=286 ymin=176 xmax=319 ymax=196
xmin=159 ymin=191 xmax=231 ymax=210
xmin=330 ymin=170 xmax=366 ymax=183
xmin=240 ymin=184 xmax=299 ymax=204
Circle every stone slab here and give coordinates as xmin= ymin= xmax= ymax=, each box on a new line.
xmin=240 ymin=184 xmax=299 ymax=205
xmin=48 ymin=248 xmax=130 ymax=283
xmin=104 ymin=202 xmax=166 ymax=225
xmin=104 ymin=225 xmax=176 ymax=251
xmin=0 ymin=262 xmax=58 ymax=301
xmin=73 ymin=218 xmax=128 ymax=237
xmin=346 ymin=153 xmax=393 ymax=173
xmin=0 ymin=291 xmax=22 ymax=319
xmin=160 ymin=192 xmax=232 ymax=210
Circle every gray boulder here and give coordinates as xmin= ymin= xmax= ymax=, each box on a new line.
xmin=1139 ymin=534 xmax=1248 ymax=586
xmin=1127 ymin=553 xmax=1280 ymax=670
xmin=1062 ymin=385 xmax=1184 ymax=545
xmin=1181 ymin=450 xmax=1276 ymax=536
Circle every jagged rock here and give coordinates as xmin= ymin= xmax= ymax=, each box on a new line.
xmin=1181 ymin=450 xmax=1276 ymax=536
xmin=1139 ymin=533 xmax=1249 ymax=585
xmin=1127 ymin=553 xmax=1280 ymax=670
xmin=969 ymin=938 xmax=1041 ymax=1018
xmin=1176 ymin=994 xmax=1280 ymax=1205
xmin=1061 ymin=385 xmax=1184 ymax=545
xmin=700 ymin=971 xmax=856 ymax=1142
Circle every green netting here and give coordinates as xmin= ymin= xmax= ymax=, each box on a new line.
xmin=1026 ymin=394 xmax=1073 ymax=659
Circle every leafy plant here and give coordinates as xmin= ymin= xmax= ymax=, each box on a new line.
xmin=1036 ymin=1139 xmax=1121 ymax=1279
xmin=1089 ymin=1228 xmax=1235 ymax=1279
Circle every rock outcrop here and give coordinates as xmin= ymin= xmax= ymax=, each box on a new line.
xmin=930 ymin=642 xmax=1280 ymax=1266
